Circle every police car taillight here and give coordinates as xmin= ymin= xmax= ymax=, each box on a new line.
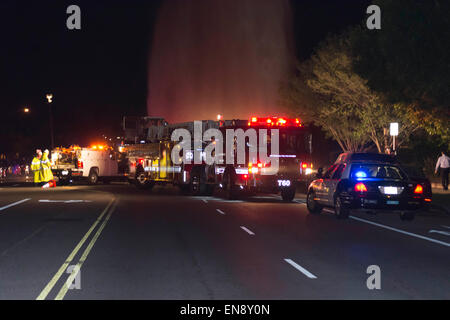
xmin=354 ymin=182 xmax=368 ymax=193
xmin=414 ymin=184 xmax=423 ymax=194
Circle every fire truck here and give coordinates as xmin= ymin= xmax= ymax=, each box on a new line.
xmin=123 ymin=116 xmax=313 ymax=202
xmin=51 ymin=145 xmax=128 ymax=185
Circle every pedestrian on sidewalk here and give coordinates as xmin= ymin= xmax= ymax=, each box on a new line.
xmin=435 ymin=151 xmax=450 ymax=190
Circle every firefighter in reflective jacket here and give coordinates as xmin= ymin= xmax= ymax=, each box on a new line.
xmin=31 ymin=149 xmax=42 ymax=186
xmin=40 ymin=149 xmax=54 ymax=184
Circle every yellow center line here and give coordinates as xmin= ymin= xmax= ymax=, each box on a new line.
xmin=36 ymin=197 xmax=115 ymax=300
xmin=55 ymin=200 xmax=117 ymax=300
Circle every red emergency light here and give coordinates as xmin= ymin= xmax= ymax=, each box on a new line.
xmin=248 ymin=116 xmax=303 ymax=127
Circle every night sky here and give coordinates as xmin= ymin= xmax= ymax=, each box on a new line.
xmin=0 ymin=0 xmax=370 ymax=158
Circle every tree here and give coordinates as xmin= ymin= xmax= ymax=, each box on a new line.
xmin=281 ymin=32 xmax=420 ymax=153
xmin=351 ymin=0 xmax=450 ymax=146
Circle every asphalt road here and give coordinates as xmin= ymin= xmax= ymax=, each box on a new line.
xmin=0 ymin=183 xmax=448 ymax=300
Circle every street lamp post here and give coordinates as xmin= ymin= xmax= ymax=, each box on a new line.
xmin=390 ymin=122 xmax=399 ymax=155
xmin=46 ymin=94 xmax=54 ymax=150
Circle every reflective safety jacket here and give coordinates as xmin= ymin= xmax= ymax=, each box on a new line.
xmin=40 ymin=153 xmax=54 ymax=183
xmin=31 ymin=157 xmax=42 ymax=183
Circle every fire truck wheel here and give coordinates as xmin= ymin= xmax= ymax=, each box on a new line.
xmin=88 ymin=169 xmax=99 ymax=185
xmin=281 ymin=188 xmax=296 ymax=202
xmin=190 ymin=172 xmax=206 ymax=195
xmin=135 ymin=171 xmax=153 ymax=190
xmin=224 ymin=172 xmax=236 ymax=200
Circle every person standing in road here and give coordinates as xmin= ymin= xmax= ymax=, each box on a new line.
xmin=31 ymin=149 xmax=42 ymax=187
xmin=435 ymin=151 xmax=450 ymax=190
xmin=40 ymin=149 xmax=54 ymax=187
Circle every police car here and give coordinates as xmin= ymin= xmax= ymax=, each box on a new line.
xmin=306 ymin=153 xmax=432 ymax=221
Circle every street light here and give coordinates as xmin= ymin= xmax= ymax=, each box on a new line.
xmin=390 ymin=122 xmax=399 ymax=154
xmin=23 ymin=107 xmax=30 ymax=113
xmin=46 ymin=94 xmax=53 ymax=103
xmin=46 ymin=93 xmax=54 ymax=150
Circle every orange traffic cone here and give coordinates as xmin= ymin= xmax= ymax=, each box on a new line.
xmin=42 ymin=180 xmax=56 ymax=188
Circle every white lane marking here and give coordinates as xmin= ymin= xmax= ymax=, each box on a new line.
xmin=442 ymin=225 xmax=450 ymax=229
xmin=55 ymin=200 xmax=117 ymax=300
xmin=0 ymin=198 xmax=31 ymax=212
xmin=216 ymin=209 xmax=225 ymax=215
xmin=240 ymin=226 xmax=255 ymax=235
xmin=202 ymin=199 xmax=208 ymax=203
xmin=323 ymin=208 xmax=334 ymax=214
xmin=349 ymin=216 xmax=450 ymax=247
xmin=284 ymin=259 xmax=317 ymax=279
xmin=36 ymin=198 xmax=115 ymax=300
xmin=429 ymin=230 xmax=450 ymax=236
xmin=39 ymin=199 xmax=92 ymax=203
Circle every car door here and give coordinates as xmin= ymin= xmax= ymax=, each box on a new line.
xmin=326 ymin=164 xmax=346 ymax=205
xmin=316 ymin=164 xmax=338 ymax=204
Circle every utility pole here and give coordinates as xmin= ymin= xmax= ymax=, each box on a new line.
xmin=46 ymin=94 xmax=54 ymax=150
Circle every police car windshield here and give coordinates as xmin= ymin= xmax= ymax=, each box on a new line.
xmin=351 ymin=164 xmax=407 ymax=180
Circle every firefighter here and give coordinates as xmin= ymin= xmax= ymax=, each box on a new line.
xmin=40 ymin=149 xmax=54 ymax=186
xmin=31 ymin=149 xmax=42 ymax=186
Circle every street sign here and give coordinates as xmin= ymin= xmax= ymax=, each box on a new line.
xmin=390 ymin=122 xmax=399 ymax=136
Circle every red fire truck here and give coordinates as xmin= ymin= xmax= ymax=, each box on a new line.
xmin=122 ymin=116 xmax=313 ymax=202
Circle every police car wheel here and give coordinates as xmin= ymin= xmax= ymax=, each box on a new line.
xmin=307 ymin=190 xmax=322 ymax=214
xmin=334 ymin=195 xmax=349 ymax=219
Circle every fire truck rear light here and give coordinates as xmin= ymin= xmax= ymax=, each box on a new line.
xmin=301 ymin=163 xmax=308 ymax=169
xmin=77 ymin=160 xmax=83 ymax=169
xmin=251 ymin=117 xmax=257 ymax=122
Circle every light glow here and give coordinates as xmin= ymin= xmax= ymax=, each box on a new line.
xmin=414 ymin=184 xmax=423 ymax=194
xmin=355 ymin=182 xmax=368 ymax=192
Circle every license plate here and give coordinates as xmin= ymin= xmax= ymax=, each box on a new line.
xmin=61 ymin=170 xmax=69 ymax=175
xmin=384 ymin=186 xmax=398 ymax=195
xmin=386 ymin=200 xmax=399 ymax=205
